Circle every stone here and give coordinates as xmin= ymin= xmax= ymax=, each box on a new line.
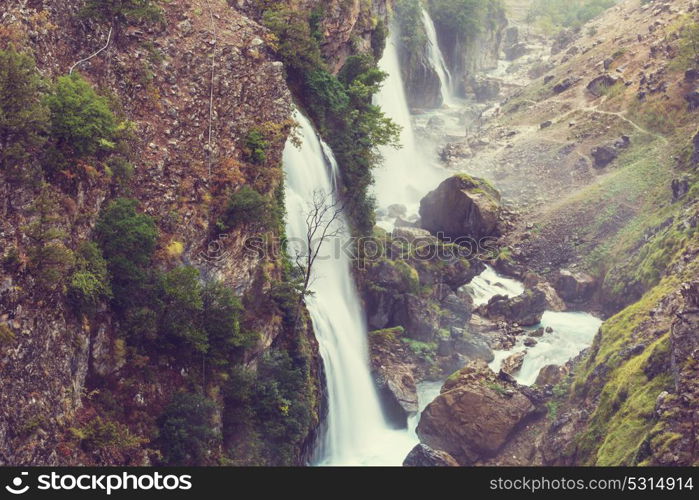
xmin=685 ymin=90 xmax=699 ymax=110
xmin=530 ymin=327 xmax=545 ymax=337
xmin=553 ymin=77 xmax=576 ymax=94
xmin=452 ymin=328 xmax=494 ymax=362
xmin=540 ymin=120 xmax=553 ymax=129
xmin=535 ymin=364 xmax=567 ymax=386
xmin=501 ymin=351 xmax=526 ymax=375
xmin=392 ymin=294 xmax=440 ymax=342
xmin=391 ymin=226 xmax=436 ymax=244
xmin=586 ymin=74 xmax=619 ymax=97
xmin=403 ymin=444 xmax=459 ymax=466
xmin=419 ymin=175 xmax=501 ymax=240
xmin=672 ymin=178 xmax=689 ymax=201
xmin=523 ymin=337 xmax=537 ymax=347
xmin=479 ymin=289 xmax=547 ymax=326
xmin=591 ymin=145 xmax=618 ymax=168
xmin=504 ymin=42 xmax=528 ymax=61
xmin=554 ymin=269 xmax=596 ymax=303
xmin=417 ymin=361 xmax=536 ymax=464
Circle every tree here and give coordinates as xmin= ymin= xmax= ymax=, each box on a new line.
xmin=0 ymin=47 xmax=49 ymax=182
xmin=95 ymin=198 xmax=158 ymax=310
xmin=290 ymin=189 xmax=344 ymax=330
xmin=25 ymin=188 xmax=75 ymax=292
xmin=221 ymin=186 xmax=274 ymax=231
xmin=45 ymin=73 xmax=117 ymax=157
xmin=202 ymin=281 xmax=254 ymax=364
xmin=159 ymin=392 xmax=218 ymax=465
xmin=159 ymin=266 xmax=207 ymax=354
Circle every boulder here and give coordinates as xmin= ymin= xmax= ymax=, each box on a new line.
xmin=392 ymin=226 xmax=436 ymax=244
xmin=417 ymin=361 xmax=537 ymax=464
xmin=419 ymin=174 xmax=501 ymax=240
xmin=553 ymin=77 xmax=577 ymax=94
xmin=472 ymin=77 xmax=501 ymax=102
xmin=392 ymin=294 xmax=440 ymax=341
xmin=501 ymin=351 xmax=526 ymax=375
xmin=685 ymin=89 xmax=699 ymax=110
xmin=554 ymin=269 xmax=596 ymax=303
xmin=591 ymin=145 xmax=618 ymax=168
xmin=529 ymin=327 xmax=545 ymax=337
xmin=403 ymin=444 xmax=459 ymax=466
xmin=479 ymin=289 xmax=547 ymax=326
xmin=586 ymin=74 xmax=619 ymax=97
xmin=504 ymin=42 xmax=528 ymax=61
xmin=540 ymin=120 xmax=553 ymax=129
xmin=451 ymin=328 xmax=494 ymax=362
xmin=534 ymin=364 xmax=568 ymax=387
xmin=551 ymin=28 xmax=576 ymax=55
xmin=672 ymin=177 xmax=689 ymax=201
xmin=523 ymin=337 xmax=537 ymax=347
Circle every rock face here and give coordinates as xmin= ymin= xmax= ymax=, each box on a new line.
xmin=554 ymin=269 xmax=596 ymax=303
xmin=416 ymin=361 xmax=539 ymax=464
xmin=403 ymin=444 xmax=459 ymax=466
xmin=419 ymin=175 xmax=501 ymax=240
xmin=478 ymin=289 xmax=547 ymax=326
xmin=470 ymin=76 xmax=501 ymax=102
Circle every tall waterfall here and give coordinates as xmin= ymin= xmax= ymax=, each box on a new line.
xmin=421 ymin=7 xmax=454 ymax=105
xmin=283 ymin=111 xmax=416 ymax=465
xmin=373 ymin=28 xmax=446 ymax=224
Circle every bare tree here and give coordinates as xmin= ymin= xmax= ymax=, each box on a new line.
xmin=291 ymin=189 xmax=344 ymax=331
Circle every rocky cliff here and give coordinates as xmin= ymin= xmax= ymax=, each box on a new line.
xmin=0 ymin=0 xmax=390 ymax=466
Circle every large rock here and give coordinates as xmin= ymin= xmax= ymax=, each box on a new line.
xmin=586 ymin=74 xmax=619 ymax=97
xmin=416 ymin=361 xmax=538 ymax=464
xmin=451 ymin=327 xmax=494 ymax=362
xmin=419 ymin=174 xmax=501 ymax=240
xmin=534 ymin=364 xmax=568 ymax=387
xmin=501 ymin=351 xmax=526 ymax=375
xmin=392 ymin=294 xmax=440 ymax=341
xmin=403 ymin=444 xmax=459 ymax=466
xmin=591 ymin=145 xmax=618 ymax=168
xmin=471 ymin=76 xmax=501 ymax=102
xmin=554 ymin=269 xmax=596 ymax=303
xmin=478 ymin=288 xmax=547 ymax=326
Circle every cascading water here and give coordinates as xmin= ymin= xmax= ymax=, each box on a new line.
xmin=374 ymin=28 xmax=447 ymax=226
xmin=421 ymin=7 xmax=454 ymax=106
xmin=283 ymin=111 xmax=416 ymax=465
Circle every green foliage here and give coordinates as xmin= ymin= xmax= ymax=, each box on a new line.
xmin=671 ymin=15 xmax=699 ymax=71
xmin=159 ymin=266 xmax=207 ymax=354
xmin=107 ymin=155 xmax=134 ymax=185
xmin=159 ymin=392 xmax=219 ymax=465
xmin=95 ymin=198 xmax=158 ymax=310
xmin=202 ymin=281 xmax=256 ymax=364
xmin=221 ymin=186 xmax=274 ymax=231
xmin=401 ymin=338 xmax=437 ymax=364
xmin=527 ymin=0 xmax=616 ymax=32
xmin=262 ymin=6 xmax=399 ymax=233
xmin=242 ymin=128 xmax=269 ymax=165
xmin=396 ymin=0 xmax=428 ymax=69
xmin=0 ymin=323 xmax=15 ymax=348
xmin=81 ymin=0 xmax=163 ymax=26
xmin=45 ymin=73 xmax=117 ymax=158
xmin=25 ymin=189 xmax=75 ymax=292
xmin=69 ymin=241 xmax=112 ymax=314
xmin=428 ymin=0 xmax=503 ymax=40
xmin=0 ymin=47 xmax=49 ymax=182
xmin=71 ymin=416 xmax=144 ymax=453
xmin=224 ymin=349 xmax=314 ymax=465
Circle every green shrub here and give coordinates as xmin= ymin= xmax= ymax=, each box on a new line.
xmin=221 ymin=186 xmax=274 ymax=231
xmin=69 ymin=241 xmax=112 ymax=314
xmin=71 ymin=416 xmax=144 ymax=453
xmin=242 ymin=129 xmax=269 ymax=165
xmin=262 ymin=7 xmax=324 ymax=77
xmin=0 ymin=47 xmax=49 ymax=182
xmin=159 ymin=266 xmax=207 ymax=354
xmin=25 ymin=189 xmax=75 ymax=292
xmin=202 ymin=281 xmax=256 ymax=364
xmin=159 ymin=392 xmax=219 ymax=465
xmin=107 ymin=155 xmax=134 ymax=185
xmin=81 ymin=0 xmax=163 ymax=26
xmin=526 ymin=0 xmax=616 ymax=32
xmin=45 ymin=73 xmax=117 ymax=157
xmin=95 ymin=198 xmax=158 ymax=310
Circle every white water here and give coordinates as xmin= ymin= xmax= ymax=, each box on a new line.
xmin=421 ymin=7 xmax=454 ymax=106
xmin=465 ymin=267 xmax=602 ymax=386
xmin=373 ymin=29 xmax=447 ymax=227
xmin=283 ymin=111 xmax=416 ymax=465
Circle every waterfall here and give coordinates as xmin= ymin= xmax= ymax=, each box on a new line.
xmin=421 ymin=7 xmax=454 ymax=106
xmin=373 ymin=28 xmax=446 ymax=226
xmin=283 ymin=111 xmax=416 ymax=465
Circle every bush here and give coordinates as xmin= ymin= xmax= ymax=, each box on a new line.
xmin=81 ymin=0 xmax=163 ymax=26
xmin=107 ymin=155 xmax=134 ymax=185
xmin=25 ymin=189 xmax=75 ymax=292
xmin=262 ymin=7 xmax=324 ymax=77
xmin=221 ymin=186 xmax=274 ymax=231
xmin=95 ymin=198 xmax=158 ymax=310
xmin=526 ymin=0 xmax=615 ymax=32
xmin=45 ymin=73 xmax=117 ymax=157
xmin=159 ymin=392 xmax=219 ymax=465
xmin=242 ymin=129 xmax=269 ymax=165
xmin=0 ymin=47 xmax=49 ymax=182
xmin=69 ymin=241 xmax=112 ymax=314
xmin=159 ymin=266 xmax=207 ymax=354
xmin=202 ymin=281 xmax=255 ymax=364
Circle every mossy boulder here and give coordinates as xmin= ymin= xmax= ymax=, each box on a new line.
xmin=419 ymin=174 xmax=501 ymax=240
